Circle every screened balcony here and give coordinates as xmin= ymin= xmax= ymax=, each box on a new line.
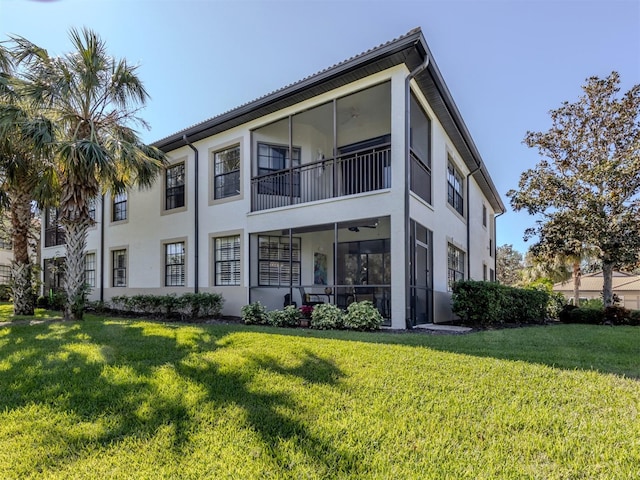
xmin=251 ymin=81 xmax=391 ymax=212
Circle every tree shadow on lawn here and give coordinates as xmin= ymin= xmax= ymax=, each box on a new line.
xmin=260 ymin=324 xmax=640 ymax=379
xmin=0 ymin=321 xmax=348 ymax=474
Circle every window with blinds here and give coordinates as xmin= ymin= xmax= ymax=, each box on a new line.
xmin=215 ymin=235 xmax=240 ymax=286
xmin=258 ymin=236 xmax=300 ymax=286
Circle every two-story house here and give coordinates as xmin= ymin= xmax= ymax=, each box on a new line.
xmin=0 ymin=236 xmax=12 ymax=293
xmin=41 ymin=27 xmax=505 ymax=328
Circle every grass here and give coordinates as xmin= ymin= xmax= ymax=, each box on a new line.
xmin=0 ymin=303 xmax=63 ymax=322
xmin=0 ymin=304 xmax=638 ymax=479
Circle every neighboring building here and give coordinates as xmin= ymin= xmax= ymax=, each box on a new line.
xmin=40 ymin=28 xmax=505 ymax=327
xmin=553 ymin=271 xmax=640 ymax=310
xmin=1 ymin=214 xmax=41 ymax=294
xmin=0 ymin=234 xmax=12 ymax=289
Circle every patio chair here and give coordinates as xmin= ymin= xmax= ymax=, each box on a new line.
xmin=283 ymin=293 xmax=297 ymax=308
xmin=298 ymin=287 xmax=325 ymax=307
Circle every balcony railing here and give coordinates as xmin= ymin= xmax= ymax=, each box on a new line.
xmin=251 ymin=144 xmax=391 ymax=212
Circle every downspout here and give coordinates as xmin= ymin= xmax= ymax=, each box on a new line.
xmin=183 ymin=135 xmax=199 ymax=294
xmin=493 ymin=210 xmax=506 ymax=280
xmin=99 ymin=194 xmax=105 ymax=302
xmin=405 ymin=53 xmax=430 ymax=328
xmin=466 ymin=163 xmax=482 ymax=279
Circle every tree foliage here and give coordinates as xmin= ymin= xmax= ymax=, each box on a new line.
xmin=496 ymin=244 xmax=523 ymax=285
xmin=0 ymin=44 xmax=56 ymax=315
xmin=5 ymin=28 xmax=167 ymax=320
xmin=508 ymin=72 xmax=640 ymax=307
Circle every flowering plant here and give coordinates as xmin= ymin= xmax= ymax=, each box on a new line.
xmin=299 ymin=305 xmax=314 ymax=318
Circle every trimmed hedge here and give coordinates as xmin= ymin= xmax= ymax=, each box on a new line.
xmin=560 ymin=306 xmax=640 ymax=326
xmin=452 ymin=280 xmax=550 ymax=326
xmin=109 ymin=292 xmax=224 ymax=320
xmin=567 ymin=307 xmax=605 ymax=325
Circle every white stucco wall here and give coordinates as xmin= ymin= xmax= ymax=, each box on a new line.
xmin=40 ymin=64 xmax=501 ymax=327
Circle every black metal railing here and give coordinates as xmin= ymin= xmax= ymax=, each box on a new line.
xmin=251 ymin=144 xmax=391 ymax=211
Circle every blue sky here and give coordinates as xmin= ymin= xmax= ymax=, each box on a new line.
xmin=2 ymin=0 xmax=639 ymax=253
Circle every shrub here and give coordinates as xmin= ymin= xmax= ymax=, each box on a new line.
xmin=0 ymin=284 xmax=11 ymax=302
xmin=109 ymin=295 xmax=128 ymax=311
xmin=452 ymin=281 xmax=504 ymax=326
xmin=36 ymin=295 xmax=48 ymax=309
xmin=241 ymin=302 xmax=268 ymax=325
xmin=568 ymin=307 xmax=604 ymax=325
xmin=47 ymin=291 xmax=67 ymax=311
xmin=546 ymin=291 xmax=566 ymax=319
xmin=581 ymin=298 xmax=604 ymax=309
xmin=127 ymin=295 xmax=153 ymax=314
xmin=629 ymin=310 xmax=640 ymax=326
xmin=310 ymin=303 xmax=344 ymax=330
xmin=558 ymin=304 xmax=578 ymax=323
xmin=106 ymin=293 xmax=225 ymax=321
xmin=452 ymin=281 xmax=549 ymax=326
xmin=504 ymin=287 xmax=549 ymax=324
xmin=85 ymin=300 xmax=108 ymax=314
xmin=604 ymin=305 xmax=632 ymax=325
xmin=343 ymin=301 xmax=383 ymax=331
xmin=180 ymin=292 xmax=224 ymax=319
xmin=267 ymin=305 xmax=300 ymax=327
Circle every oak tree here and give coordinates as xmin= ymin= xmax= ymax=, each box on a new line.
xmin=509 ymin=72 xmax=640 ymax=307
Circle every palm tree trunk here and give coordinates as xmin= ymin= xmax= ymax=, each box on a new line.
xmin=9 ymin=187 xmax=34 ymax=316
xmin=602 ymin=261 xmax=614 ymax=307
xmin=572 ymin=261 xmax=581 ymax=307
xmin=61 ymin=218 xmax=89 ymax=320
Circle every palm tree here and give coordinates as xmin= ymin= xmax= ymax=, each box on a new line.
xmin=527 ymin=215 xmax=597 ymax=307
xmin=11 ymin=28 xmax=166 ymax=320
xmin=521 ymin=250 xmax=571 ymax=286
xmin=0 ymin=46 xmax=56 ymax=315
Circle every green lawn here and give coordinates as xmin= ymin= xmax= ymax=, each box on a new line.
xmin=0 ymin=305 xmax=638 ymax=479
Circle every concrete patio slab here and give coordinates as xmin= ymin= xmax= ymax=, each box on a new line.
xmin=415 ymin=323 xmax=473 ymax=333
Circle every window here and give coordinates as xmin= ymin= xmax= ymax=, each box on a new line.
xmin=447 ymin=243 xmax=465 ymax=290
xmin=112 ymin=249 xmax=127 ymax=287
xmin=43 ymin=258 xmax=65 ymax=293
xmin=215 ymin=235 xmax=240 ymax=286
xmin=0 ymin=265 xmax=11 ymax=285
xmin=164 ymin=242 xmax=185 ymax=286
xmin=84 ymin=252 xmax=96 ymax=288
xmin=409 ymin=93 xmax=431 ymax=203
xmin=88 ymin=198 xmax=96 ymax=221
xmin=483 ymin=263 xmax=487 ymax=281
xmin=490 ymin=268 xmax=495 ymax=282
xmin=214 ymin=146 xmax=240 ymax=199
xmin=45 ymin=207 xmax=65 ymax=247
xmin=447 ymin=160 xmax=463 ymax=216
xmin=42 ymin=258 xmax=65 ymax=295
xmin=257 ymin=143 xmax=300 ymax=196
xmin=112 ymin=192 xmax=127 ymax=222
xmin=0 ymin=234 xmax=12 ymax=250
xmin=258 ymin=236 xmax=300 ymax=286
xmin=482 ymin=204 xmax=487 ymax=227
xmin=166 ymin=163 xmax=185 ymax=210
